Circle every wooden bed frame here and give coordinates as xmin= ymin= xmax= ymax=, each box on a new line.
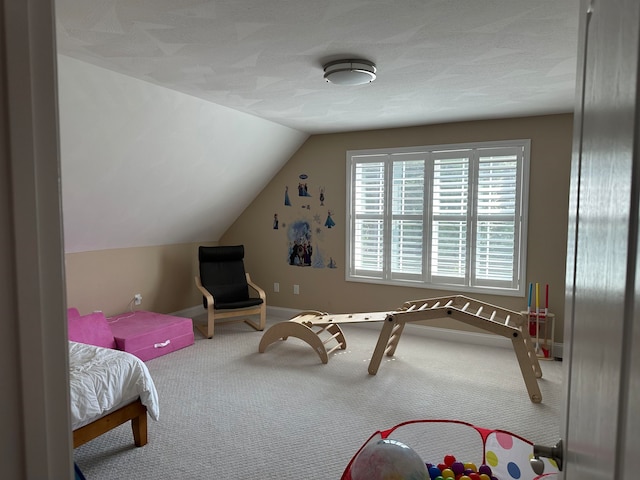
xmin=73 ymin=398 xmax=148 ymax=448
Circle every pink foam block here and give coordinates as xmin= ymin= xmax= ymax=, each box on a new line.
xmin=108 ymin=311 xmax=194 ymax=361
xmin=68 ymin=310 xmax=116 ymax=349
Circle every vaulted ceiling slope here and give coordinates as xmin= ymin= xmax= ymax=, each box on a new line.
xmin=58 ymin=56 xmax=308 ymax=253
xmin=55 ymin=0 xmax=580 ymax=135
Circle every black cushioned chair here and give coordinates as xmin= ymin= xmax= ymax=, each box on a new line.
xmin=195 ymin=245 xmax=266 ymax=338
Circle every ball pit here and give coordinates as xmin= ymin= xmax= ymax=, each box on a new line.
xmin=426 ymin=454 xmax=498 ymax=480
xmin=341 ymin=420 xmax=560 ymax=480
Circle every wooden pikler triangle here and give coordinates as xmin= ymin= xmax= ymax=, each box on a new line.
xmin=258 ymin=295 xmax=543 ymax=403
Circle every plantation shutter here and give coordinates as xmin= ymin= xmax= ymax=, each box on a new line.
xmin=346 ymin=140 xmax=529 ymax=295
xmin=430 ymin=153 xmax=470 ymax=285
xmin=473 ymin=148 xmax=523 ymax=289
xmin=352 ymin=158 xmax=386 ymax=278
xmin=391 ymin=155 xmax=425 ymax=280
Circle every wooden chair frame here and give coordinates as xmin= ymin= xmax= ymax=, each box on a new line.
xmin=195 ymin=273 xmax=266 ymax=338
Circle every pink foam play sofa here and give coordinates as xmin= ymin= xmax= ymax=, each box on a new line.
xmin=67 ymin=308 xmax=194 ymax=361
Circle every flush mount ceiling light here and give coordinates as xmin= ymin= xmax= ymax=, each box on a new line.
xmin=323 ymin=59 xmax=377 ymax=86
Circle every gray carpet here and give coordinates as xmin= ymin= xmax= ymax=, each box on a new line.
xmin=74 ymin=315 xmax=563 ymax=479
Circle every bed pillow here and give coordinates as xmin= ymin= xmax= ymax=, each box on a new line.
xmin=68 ymin=311 xmax=116 ymax=349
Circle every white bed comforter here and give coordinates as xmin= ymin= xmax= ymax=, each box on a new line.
xmin=69 ymin=341 xmax=160 ymax=430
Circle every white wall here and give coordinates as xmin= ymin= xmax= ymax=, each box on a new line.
xmin=58 ymin=55 xmax=308 ymax=253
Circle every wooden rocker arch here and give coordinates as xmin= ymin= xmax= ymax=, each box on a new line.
xmin=258 ymin=311 xmax=348 ymax=364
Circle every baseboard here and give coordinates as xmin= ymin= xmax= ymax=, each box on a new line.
xmin=265 ymin=305 xmax=301 ymax=320
xmin=171 ymin=304 xmax=291 ymax=320
xmin=175 ymin=304 xmax=563 ymax=358
xmin=171 ymin=305 xmax=206 ymax=319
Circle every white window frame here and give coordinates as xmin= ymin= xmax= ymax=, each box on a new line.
xmin=346 ymin=139 xmax=530 ymax=296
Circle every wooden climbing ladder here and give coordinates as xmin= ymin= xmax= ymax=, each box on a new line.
xmin=258 ymin=295 xmax=543 ymax=403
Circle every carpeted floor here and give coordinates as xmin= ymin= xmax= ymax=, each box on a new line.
xmin=74 ymin=315 xmax=564 ymax=479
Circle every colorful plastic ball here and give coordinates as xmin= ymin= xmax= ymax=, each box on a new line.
xmin=438 ymin=463 xmax=448 ymax=472
xmin=451 ymin=462 xmax=465 ymax=475
xmin=350 ymin=438 xmax=429 ymax=480
xmin=478 ymin=475 xmax=490 ymax=480
xmin=444 ymin=455 xmax=457 ymax=467
xmin=428 ymin=466 xmax=442 ymax=479
xmin=468 ymin=474 xmax=481 ymax=480
xmin=464 ymin=462 xmax=477 ymax=472
xmin=478 ymin=465 xmax=492 ymax=476
xmin=441 ymin=468 xmax=455 ymax=479
xmin=459 ymin=476 xmax=472 ymax=480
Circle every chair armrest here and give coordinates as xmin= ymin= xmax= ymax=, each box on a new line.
xmin=246 ymin=273 xmax=266 ymax=301
xmin=195 ymin=275 xmax=215 ymax=308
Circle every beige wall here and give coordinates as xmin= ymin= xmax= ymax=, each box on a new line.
xmin=221 ymin=114 xmax=573 ymax=342
xmin=65 ymin=242 xmax=215 ymax=316
xmin=63 ymin=114 xmax=573 ymax=342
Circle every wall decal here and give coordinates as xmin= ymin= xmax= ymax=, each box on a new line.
xmin=278 ymin=176 xmax=338 ymax=271
xmin=284 ymin=186 xmax=291 ymax=206
xmin=287 ymin=220 xmax=313 ymax=267
xmin=324 ymin=210 xmax=335 ymax=228
xmin=311 ymin=243 xmax=326 ymax=268
xmin=298 ymin=173 xmax=311 ymax=197
xmin=298 ymin=182 xmax=311 ymax=197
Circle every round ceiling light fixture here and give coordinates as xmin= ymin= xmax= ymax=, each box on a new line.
xmin=323 ymin=59 xmax=377 ymax=86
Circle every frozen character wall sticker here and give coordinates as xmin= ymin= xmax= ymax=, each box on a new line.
xmin=298 ymin=174 xmax=311 ymax=197
xmin=284 ymin=186 xmax=291 ymax=206
xmin=325 ymin=210 xmax=335 ymax=228
xmin=277 ymin=174 xmax=337 ymax=269
xmin=288 ymin=220 xmax=313 ymax=266
xmin=298 ymin=183 xmax=311 ymax=197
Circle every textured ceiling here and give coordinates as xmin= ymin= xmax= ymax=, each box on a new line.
xmin=55 ymin=0 xmax=580 ymax=135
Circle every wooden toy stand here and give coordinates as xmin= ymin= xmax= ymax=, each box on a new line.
xmin=521 ymin=310 xmax=556 ymax=360
xmin=258 ymin=295 xmax=543 ymax=403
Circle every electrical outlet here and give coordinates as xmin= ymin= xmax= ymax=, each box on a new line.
xmin=134 ymin=293 xmax=142 ymax=305
xmin=274 ymin=282 xmax=279 ymax=293
xmin=293 ymin=284 xmax=299 ymax=295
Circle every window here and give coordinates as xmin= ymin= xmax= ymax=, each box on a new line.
xmin=346 ymin=140 xmax=529 ymax=296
